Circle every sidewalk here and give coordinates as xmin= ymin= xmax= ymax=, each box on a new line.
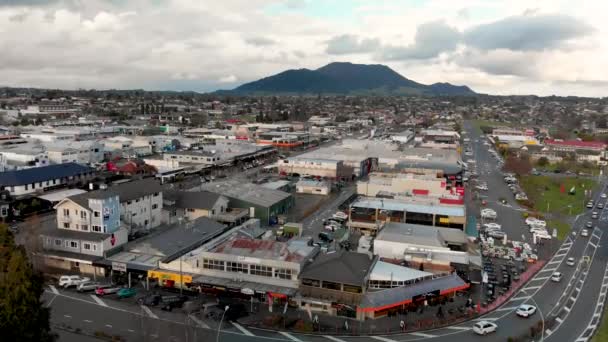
xmin=237 ymin=292 xmax=477 ymax=335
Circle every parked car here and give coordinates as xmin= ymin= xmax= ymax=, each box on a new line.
xmin=488 ymin=231 xmax=506 ymax=239
xmin=58 ymin=275 xmax=90 ymax=288
xmin=566 ymin=257 xmax=576 ymax=266
xmin=602 ymin=193 xmax=607 ymax=199
xmin=95 ymin=285 xmax=121 ymax=296
xmin=586 ymin=221 xmax=593 ymax=228
xmin=592 ymin=212 xmax=599 ymax=219
xmin=332 ymin=211 xmax=348 ymax=220
xmin=77 ymin=281 xmax=102 ymax=292
xmin=483 ymin=223 xmax=502 ymax=230
xmin=117 ymin=288 xmax=137 ymax=299
xmin=551 ymin=272 xmax=563 ymax=282
xmin=598 ymin=203 xmax=604 ymax=209
xmin=138 ymin=294 xmax=188 ymax=311
xmin=318 ymin=232 xmax=334 ymax=243
xmin=473 ymin=321 xmax=498 ymax=335
xmin=516 ymin=304 xmax=537 ymax=318
xmin=476 ymin=185 xmax=489 ymax=191
xmin=581 ymin=229 xmax=589 ymax=237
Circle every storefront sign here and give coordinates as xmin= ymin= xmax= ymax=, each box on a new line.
xmin=111 ymin=261 xmax=127 ymax=273
xmin=241 ymin=288 xmax=255 ymax=295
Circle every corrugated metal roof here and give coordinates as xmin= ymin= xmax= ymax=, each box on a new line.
xmin=352 ymin=197 xmax=465 ymax=217
xmin=0 ymin=163 xmax=94 ymax=186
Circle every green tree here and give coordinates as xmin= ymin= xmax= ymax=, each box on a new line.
xmin=537 ymin=157 xmax=549 ymax=167
xmin=0 ymin=225 xmax=56 ymax=341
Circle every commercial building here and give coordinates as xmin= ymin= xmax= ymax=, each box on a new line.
xmin=0 ymin=163 xmax=95 ymax=197
xmin=198 ymin=180 xmax=293 ymax=225
xmin=0 ymin=143 xmax=49 ymax=170
xmin=163 ymin=190 xmax=249 ymax=226
xmin=357 ymin=171 xmax=451 ymax=198
xmin=46 ymin=140 xmax=104 ymax=165
xmin=296 ymin=179 xmax=331 ymax=195
xmin=416 ymin=129 xmax=460 ymax=149
xmin=390 ymin=130 xmax=414 ymax=144
xmin=348 ymin=196 xmax=466 ymax=235
xmin=373 ymin=222 xmax=469 ymax=270
xmin=279 ymin=158 xmax=353 ymax=180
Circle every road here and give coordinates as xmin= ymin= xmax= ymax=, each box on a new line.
xmin=48 ymin=123 xmax=608 ymax=342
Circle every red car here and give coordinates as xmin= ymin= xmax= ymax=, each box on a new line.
xmin=95 ymin=285 xmax=121 ymax=296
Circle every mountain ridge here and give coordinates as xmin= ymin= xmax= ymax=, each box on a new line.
xmin=222 ymin=62 xmax=476 ymax=96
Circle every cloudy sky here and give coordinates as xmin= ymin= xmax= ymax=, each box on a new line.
xmin=0 ymin=0 xmax=606 ymax=96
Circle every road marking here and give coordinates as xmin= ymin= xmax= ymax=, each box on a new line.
xmin=141 ymin=305 xmax=159 ymax=319
xmin=547 ymin=260 xmax=561 ymax=265
xmin=188 ymin=314 xmax=210 ymax=329
xmin=409 ymin=332 xmax=437 ymax=338
xmin=445 ymin=326 xmax=471 ymax=331
xmin=496 ymin=306 xmax=518 ymax=312
xmin=105 ymin=324 xmax=112 ymax=328
xmin=127 ymin=329 xmax=135 ymax=333
xmin=63 ymin=315 xmax=72 ymax=318
xmin=475 ymin=317 xmax=498 ymax=321
xmin=49 ymin=285 xmax=59 ymax=294
xmin=278 ymin=331 xmax=303 ymax=341
xmin=83 ymin=319 xmax=92 ymax=323
xmin=324 ymin=335 xmax=347 ymax=342
xmin=371 ymin=336 xmax=398 ymax=342
xmin=91 ymin=295 xmax=108 ymax=307
xmin=231 ymin=322 xmax=254 ymax=336
xmin=564 ymin=306 xmax=571 ymax=312
xmin=523 ymin=286 xmax=541 ymax=291
xmin=556 ymin=317 xmax=563 ymax=323
xmin=511 ymin=295 xmax=531 ymax=301
xmin=533 ymin=276 xmax=549 ymax=281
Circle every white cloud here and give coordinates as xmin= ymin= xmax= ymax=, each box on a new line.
xmin=0 ymin=0 xmax=603 ymax=96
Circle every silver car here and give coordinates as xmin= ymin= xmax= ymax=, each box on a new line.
xmin=77 ymin=281 xmax=101 ymax=292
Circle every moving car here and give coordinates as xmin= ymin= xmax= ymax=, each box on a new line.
xmin=515 ymin=304 xmax=537 ymax=318
xmin=566 ymin=257 xmax=576 ymax=266
xmin=592 ymin=212 xmax=599 ymax=219
xmin=598 ymin=203 xmax=604 ymax=209
xmin=473 ymin=321 xmax=498 ymax=335
xmin=117 ymin=288 xmax=137 ymax=299
xmin=551 ymin=272 xmax=563 ymax=282
xmin=602 ymin=193 xmax=607 ymax=199
xmin=581 ymin=229 xmax=589 ymax=237
xmin=58 ymin=275 xmax=91 ymax=288
xmin=77 ymin=281 xmax=102 ymax=292
xmin=586 ymin=221 xmax=593 ymax=228
xmin=95 ymin=285 xmax=121 ymax=296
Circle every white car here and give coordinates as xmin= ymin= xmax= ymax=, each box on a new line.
xmin=525 ymin=217 xmax=539 ymax=225
xmin=58 ymin=275 xmax=91 ymax=288
xmin=516 ymin=304 xmax=537 ymax=318
xmin=566 ymin=257 xmax=576 ymax=266
xmin=551 ymin=272 xmax=562 ymax=282
xmin=581 ymin=229 xmax=589 ymax=237
xmin=483 ymin=223 xmax=502 ymax=230
xmin=602 ymin=193 xmax=607 ymax=199
xmin=473 ymin=321 xmax=498 ymax=335
xmin=332 ymin=211 xmax=348 ymax=220
xmin=476 ymin=185 xmax=489 ymax=191
xmin=534 ymin=232 xmax=552 ymax=240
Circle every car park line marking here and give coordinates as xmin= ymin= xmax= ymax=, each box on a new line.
xmin=324 ymin=335 xmax=347 ymax=342
xmin=409 ymin=332 xmax=437 ymax=338
xmin=141 ymin=305 xmax=159 ymax=319
xmin=522 ymin=286 xmax=541 ymax=291
xmin=445 ymin=326 xmax=471 ymax=331
xmin=105 ymin=324 xmax=112 ymax=328
xmin=63 ymin=315 xmax=72 ymax=318
xmin=83 ymin=319 xmax=92 ymax=323
xmin=511 ymin=295 xmax=531 ymax=301
xmin=474 ymin=317 xmax=498 ymax=321
xmin=188 ymin=314 xmax=210 ymax=329
xmin=278 ymin=331 xmax=303 ymax=341
xmin=91 ymin=295 xmax=108 ymax=307
xmin=496 ymin=306 xmax=518 ymax=312
xmin=533 ymin=276 xmax=549 ymax=281
xmin=231 ymin=322 xmax=254 ymax=336
xmin=127 ymin=329 xmax=135 ymax=333
xmin=49 ymin=285 xmax=59 ymax=294
xmin=546 ymin=260 xmax=561 ymax=265
xmin=371 ymin=336 xmax=398 ymax=342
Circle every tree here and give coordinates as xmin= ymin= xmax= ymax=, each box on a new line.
xmin=504 ymin=155 xmax=532 ymax=176
xmin=537 ymin=157 xmax=549 ymax=167
xmin=0 ymin=225 xmax=56 ymax=341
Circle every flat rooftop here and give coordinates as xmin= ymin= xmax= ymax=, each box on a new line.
xmin=377 ymin=222 xmax=467 ymax=246
xmin=352 ymin=196 xmax=465 ymax=217
xmin=206 ymin=237 xmax=316 ymax=263
xmin=197 ymin=179 xmax=291 ymax=207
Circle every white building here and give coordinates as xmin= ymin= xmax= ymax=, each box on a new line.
xmin=0 ymin=163 xmax=95 ymax=197
xmin=46 ymin=140 xmax=104 ymax=165
xmin=296 ymin=179 xmax=331 ymax=195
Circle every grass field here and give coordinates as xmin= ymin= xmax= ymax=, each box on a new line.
xmin=593 ymin=314 xmax=608 ymax=342
xmin=519 ymin=175 xmax=597 ymax=216
xmin=546 ymin=219 xmax=571 ymax=240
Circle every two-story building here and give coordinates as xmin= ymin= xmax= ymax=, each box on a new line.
xmin=0 ymin=163 xmax=95 ymax=198
xmin=40 ymin=188 xmax=127 ymax=275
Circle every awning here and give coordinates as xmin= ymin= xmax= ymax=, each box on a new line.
xmin=192 ymin=274 xmax=297 ymax=297
xmin=359 ymin=273 xmax=469 ymax=312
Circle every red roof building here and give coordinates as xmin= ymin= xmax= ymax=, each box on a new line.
xmin=544 ymin=139 xmax=607 ymax=152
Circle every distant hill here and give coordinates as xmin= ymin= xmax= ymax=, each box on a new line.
xmin=224 ymin=62 xmax=476 ymax=96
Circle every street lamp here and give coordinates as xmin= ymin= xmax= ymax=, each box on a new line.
xmin=216 ymin=305 xmax=229 ymax=342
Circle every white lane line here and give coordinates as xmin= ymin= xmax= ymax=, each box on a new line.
xmin=556 ymin=317 xmax=563 ymax=323
xmin=105 ymin=324 xmax=112 ymax=328
xmin=446 ymin=326 xmax=471 ymax=331
xmin=278 ymin=331 xmax=303 ymax=342
xmin=496 ymin=306 xmax=518 ymax=312
xmin=564 ymin=306 xmax=571 ymax=312
xmin=49 ymin=285 xmax=59 ymax=294
xmin=475 ymin=317 xmax=498 ymax=321
xmin=511 ymin=295 xmax=531 ymax=301
xmin=63 ymin=315 xmax=72 ymax=318
xmin=324 ymin=335 xmax=347 ymax=342
xmin=371 ymin=336 xmax=398 ymax=342
xmin=141 ymin=305 xmax=159 ymax=319
xmin=83 ymin=319 xmax=92 ymax=323
xmin=91 ymin=295 xmax=108 ymax=307
xmin=188 ymin=314 xmax=210 ymax=329
xmin=128 ymin=329 xmax=135 ymax=333
xmin=523 ymin=286 xmax=541 ymax=291
xmin=230 ymin=322 xmax=254 ymax=336
xmin=409 ymin=332 xmax=437 ymax=338
xmin=533 ymin=276 xmax=550 ymax=281
xmin=547 ymin=260 xmax=561 ymax=265
xmin=590 ymin=242 xmax=597 ymax=248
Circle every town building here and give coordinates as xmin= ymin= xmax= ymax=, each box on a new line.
xmin=357 ymin=171 xmax=451 ymax=198
xmin=295 ymin=179 xmax=331 ymax=195
xmin=279 ymin=158 xmax=353 ymax=180
xmin=163 ymin=190 xmax=249 ymax=226
xmin=0 ymin=163 xmax=95 ymax=198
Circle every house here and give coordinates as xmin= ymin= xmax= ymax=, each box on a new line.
xmin=0 ymin=163 xmax=95 ymax=198
xmin=40 ymin=187 xmax=127 ymax=276
xmin=163 ymin=190 xmax=248 ymax=226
